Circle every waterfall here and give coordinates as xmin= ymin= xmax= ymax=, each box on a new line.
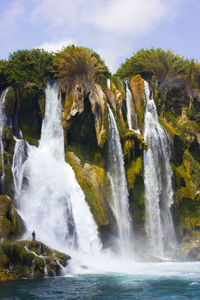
xmin=125 ymin=81 xmax=140 ymax=134
xmin=107 ymin=104 xmax=134 ymax=256
xmin=0 ymin=88 xmax=10 ymax=193
xmin=143 ymin=81 xmax=177 ymax=257
xmin=11 ymin=138 xmax=28 ymax=205
xmin=12 ymin=84 xmax=101 ymax=256
xmin=107 ymin=79 xmax=111 ymax=89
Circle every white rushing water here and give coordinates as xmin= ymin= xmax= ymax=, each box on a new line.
xmin=0 ymin=88 xmax=10 ymax=192
xmin=125 ymin=81 xmax=140 ymax=134
xmin=12 ymin=138 xmax=28 ymax=206
xmin=107 ymin=79 xmax=111 ymax=90
xmin=143 ymin=81 xmax=177 ymax=258
xmin=107 ymin=104 xmax=134 ymax=257
xmin=12 ymin=84 xmax=101 ymax=258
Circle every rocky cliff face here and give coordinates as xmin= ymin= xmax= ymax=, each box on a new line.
xmin=0 ymin=60 xmax=200 ymax=279
xmin=130 ymin=75 xmax=145 ymax=132
xmin=66 ymin=151 xmax=111 ymax=228
xmin=151 ymin=77 xmax=200 ymax=248
xmin=0 ymin=240 xmax=70 ymax=280
xmin=62 ymin=81 xmax=108 ymax=148
xmin=0 ymin=194 xmax=70 ymax=281
xmin=0 ymin=195 xmax=24 ymax=243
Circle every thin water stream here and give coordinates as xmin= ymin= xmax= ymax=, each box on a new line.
xmin=107 ymin=104 xmax=134 ymax=257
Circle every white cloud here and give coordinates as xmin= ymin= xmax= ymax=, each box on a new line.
xmin=31 ymin=0 xmax=84 ymax=29
xmin=36 ymin=38 xmax=77 ymax=52
xmin=87 ymin=0 xmax=168 ymax=35
xmin=0 ymin=0 xmax=24 ymax=38
xmin=30 ymin=0 xmax=184 ymax=72
xmin=31 ymin=0 xmax=170 ymax=35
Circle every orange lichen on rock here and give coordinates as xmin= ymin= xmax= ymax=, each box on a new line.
xmin=130 ymin=75 xmax=145 ymax=131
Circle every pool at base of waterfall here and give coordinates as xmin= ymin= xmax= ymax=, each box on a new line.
xmin=1 ymin=262 xmax=200 ymax=299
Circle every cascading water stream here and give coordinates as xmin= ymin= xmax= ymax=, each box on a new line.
xmin=143 ymin=81 xmax=177 ymax=258
xmin=12 ymin=138 xmax=28 ymax=205
xmin=107 ymin=104 xmax=134 ymax=257
xmin=0 ymin=88 xmax=10 ymax=193
xmin=107 ymin=79 xmax=111 ymax=90
xmin=12 ymin=84 xmax=101 ymax=258
xmin=125 ymin=81 xmax=140 ymax=134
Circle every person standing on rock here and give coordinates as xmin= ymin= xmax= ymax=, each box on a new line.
xmin=32 ymin=231 xmax=36 ymax=241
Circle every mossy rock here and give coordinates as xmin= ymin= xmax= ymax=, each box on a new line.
xmin=123 ymin=130 xmax=146 ymax=160
xmin=99 ymin=102 xmax=109 ymax=148
xmin=17 ymin=87 xmax=43 ymax=145
xmin=1 ymin=126 xmax=16 ymax=197
xmin=173 ymin=149 xmax=200 ymax=236
xmin=110 ymin=80 xmax=124 ymax=101
xmin=129 ymin=176 xmax=145 ymax=237
xmin=189 ymin=154 xmax=200 ymax=191
xmin=114 ymin=109 xmax=126 ymax=138
xmin=2 ymin=126 xmax=15 ymax=160
xmin=159 ymin=117 xmax=179 ymax=140
xmin=66 ymin=151 xmax=111 ymax=228
xmin=123 ymin=130 xmax=146 ymax=191
xmin=175 ymin=232 xmax=200 ymax=260
xmin=0 ymin=240 xmax=70 ymax=281
xmin=174 ymin=150 xmax=195 ymax=206
xmin=5 ymin=88 xmax=16 ymax=119
xmin=63 ymin=83 xmax=108 ymax=148
xmin=0 ymin=242 xmax=36 ymax=279
xmin=122 ymin=131 xmax=146 ymax=236
xmin=159 ymin=117 xmax=185 ymax=165
xmin=105 ymin=80 xmax=126 ymax=138
xmin=66 ymin=93 xmax=100 ymax=148
xmin=110 ymin=76 xmax=125 ymax=100
xmin=0 ymin=195 xmax=24 ymax=243
xmin=126 ymin=155 xmax=145 ymax=237
xmin=126 ymin=156 xmax=143 ymax=190
xmin=130 ymin=75 xmax=145 ymax=132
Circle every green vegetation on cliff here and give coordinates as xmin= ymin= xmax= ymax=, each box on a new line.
xmin=123 ymin=131 xmax=146 ymax=235
xmin=6 ymin=49 xmax=54 ymax=89
xmin=130 ymin=75 xmax=145 ymax=131
xmin=1 ymin=44 xmax=200 ymax=263
xmin=0 ymin=240 xmax=70 ymax=280
xmin=0 ymin=60 xmax=9 ymax=91
xmin=116 ymin=48 xmax=184 ymax=88
xmin=1 ymin=126 xmax=16 ymax=197
xmin=116 ymin=47 xmax=200 ymax=247
xmin=66 ymin=151 xmax=111 ymax=228
xmin=116 ymin=48 xmax=200 ymax=122
xmin=0 ymin=195 xmax=24 ymax=243
xmin=53 ymin=45 xmax=109 ymax=89
xmin=0 ymin=49 xmax=55 ymax=144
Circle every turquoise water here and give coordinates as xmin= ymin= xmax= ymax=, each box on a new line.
xmin=1 ymin=262 xmax=200 ymax=299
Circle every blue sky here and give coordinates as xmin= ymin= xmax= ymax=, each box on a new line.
xmin=0 ymin=0 xmax=200 ymax=73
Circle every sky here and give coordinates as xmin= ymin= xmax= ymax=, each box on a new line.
xmin=0 ymin=0 xmax=200 ymax=73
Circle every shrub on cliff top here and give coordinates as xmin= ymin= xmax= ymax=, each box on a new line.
xmin=53 ymin=45 xmax=108 ymax=88
xmin=0 ymin=60 xmax=9 ymax=91
xmin=116 ymin=48 xmax=185 ymax=91
xmin=7 ymin=49 xmax=54 ymax=89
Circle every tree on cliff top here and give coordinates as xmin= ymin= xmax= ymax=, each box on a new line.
xmin=7 ymin=49 xmax=54 ymax=89
xmin=116 ymin=48 xmax=185 ymax=91
xmin=0 ymin=60 xmax=9 ymax=91
xmin=184 ymin=59 xmax=200 ymax=110
xmin=53 ymin=45 xmax=109 ymax=88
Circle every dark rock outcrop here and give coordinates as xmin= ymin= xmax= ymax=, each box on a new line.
xmin=0 ymin=240 xmax=71 ymax=281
